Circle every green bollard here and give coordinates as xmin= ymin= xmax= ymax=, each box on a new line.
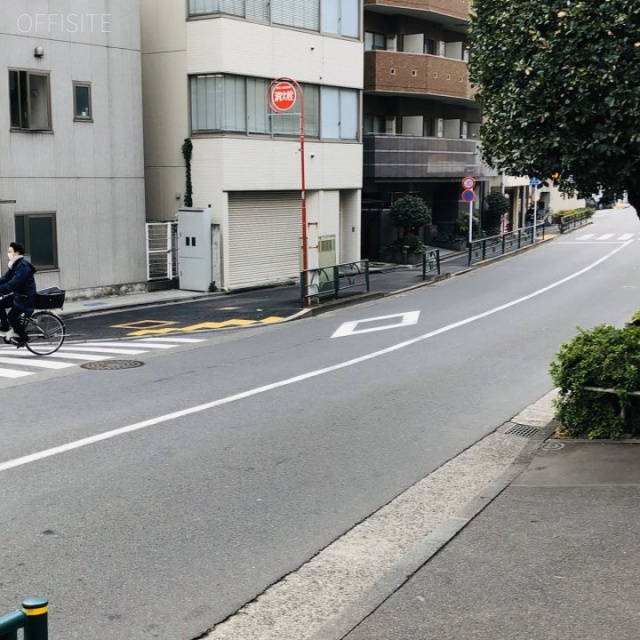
xmin=22 ymin=598 xmax=48 ymax=640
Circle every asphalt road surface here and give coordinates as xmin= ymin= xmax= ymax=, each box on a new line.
xmin=1 ymin=209 xmax=639 ymax=639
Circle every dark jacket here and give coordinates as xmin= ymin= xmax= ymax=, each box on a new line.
xmin=0 ymin=257 xmax=37 ymax=313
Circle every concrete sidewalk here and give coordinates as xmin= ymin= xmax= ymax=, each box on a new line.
xmin=342 ymin=439 xmax=640 ymax=640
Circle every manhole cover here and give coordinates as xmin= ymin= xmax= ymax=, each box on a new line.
xmin=504 ymin=424 xmax=541 ymax=438
xmin=542 ymin=441 xmax=565 ymax=450
xmin=80 ymin=360 xmax=144 ymax=371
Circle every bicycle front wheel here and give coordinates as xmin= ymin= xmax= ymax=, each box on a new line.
xmin=25 ymin=311 xmax=66 ymax=356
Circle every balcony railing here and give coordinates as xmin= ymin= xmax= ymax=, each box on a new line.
xmin=364 ymin=134 xmax=498 ymax=180
xmin=364 ymin=51 xmax=473 ymax=102
xmin=363 ymin=0 xmax=469 ymax=22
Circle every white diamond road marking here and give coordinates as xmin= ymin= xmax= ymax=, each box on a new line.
xmin=332 ymin=311 xmax=421 ymax=338
xmin=0 ymin=338 xmax=205 ymax=379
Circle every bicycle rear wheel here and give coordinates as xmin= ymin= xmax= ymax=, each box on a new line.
xmin=25 ymin=311 xmax=65 ymax=356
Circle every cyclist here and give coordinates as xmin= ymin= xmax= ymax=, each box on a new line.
xmin=0 ymin=242 xmax=37 ymax=347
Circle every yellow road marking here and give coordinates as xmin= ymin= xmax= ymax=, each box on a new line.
xmin=112 ymin=319 xmax=177 ymax=330
xmin=127 ymin=317 xmax=284 ymax=336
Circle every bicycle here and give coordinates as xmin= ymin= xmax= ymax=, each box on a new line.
xmin=2 ymin=287 xmax=66 ymax=356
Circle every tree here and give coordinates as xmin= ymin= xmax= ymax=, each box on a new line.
xmin=181 ymin=138 xmax=193 ymax=207
xmin=482 ymin=192 xmax=509 ymax=233
xmin=389 ymin=195 xmax=432 ymax=238
xmin=469 ymin=0 xmax=640 ymax=213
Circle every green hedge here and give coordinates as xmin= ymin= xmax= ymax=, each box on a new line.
xmin=549 ymin=322 xmax=640 ymax=439
xmin=550 ymin=207 xmax=595 ymax=224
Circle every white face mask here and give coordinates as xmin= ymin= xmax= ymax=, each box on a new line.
xmin=7 ymin=253 xmax=15 ymax=262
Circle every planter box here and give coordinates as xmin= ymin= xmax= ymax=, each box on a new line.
xmin=380 ymin=249 xmax=425 ymax=265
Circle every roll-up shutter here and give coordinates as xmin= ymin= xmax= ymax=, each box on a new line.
xmin=228 ymin=191 xmax=301 ymax=289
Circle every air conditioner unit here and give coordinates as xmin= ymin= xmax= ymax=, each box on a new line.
xmin=386 ymin=34 xmax=397 ymax=52
xmin=436 ymin=118 xmax=444 ymax=137
xmin=461 ymin=121 xmax=468 ymax=139
xmin=438 ymin=41 xmax=446 ymax=57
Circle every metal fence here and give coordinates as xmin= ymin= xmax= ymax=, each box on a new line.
xmin=0 ymin=597 xmax=48 ymax=640
xmin=558 ymin=210 xmax=593 ymax=233
xmin=422 ymin=249 xmax=441 ymax=279
xmin=146 ymin=222 xmax=178 ymax=281
xmin=300 ymin=260 xmax=370 ymax=305
xmin=468 ymin=223 xmax=545 ymax=265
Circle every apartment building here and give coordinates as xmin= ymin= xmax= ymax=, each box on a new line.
xmin=0 ymin=2 xmax=147 ymax=296
xmin=361 ymin=0 xmax=497 ymax=256
xmin=141 ymin=0 xmax=363 ymax=291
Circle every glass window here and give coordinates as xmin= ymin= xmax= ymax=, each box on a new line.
xmin=321 ymin=87 xmax=358 ymax=139
xmin=272 ymin=0 xmax=319 ymax=30
xmin=363 ymin=115 xmax=384 ymax=134
xmin=15 ymin=213 xmax=58 ymax=270
xmin=9 ymin=70 xmax=51 ymax=131
xmin=247 ymin=77 xmax=270 ymax=134
xmin=189 ymin=0 xmax=244 ymax=16
xmin=322 ymin=0 xmax=359 ymax=37
xmin=365 ymin=32 xmax=385 ymax=51
xmin=73 ymin=83 xmax=92 ymax=120
xmin=424 ymin=39 xmax=435 ymax=55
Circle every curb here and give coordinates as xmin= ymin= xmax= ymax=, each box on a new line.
xmin=308 ymin=402 xmax=559 ymax=640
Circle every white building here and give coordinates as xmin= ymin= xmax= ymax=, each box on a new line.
xmin=0 ymin=1 xmax=146 ymax=297
xmin=141 ymin=0 xmax=363 ymax=290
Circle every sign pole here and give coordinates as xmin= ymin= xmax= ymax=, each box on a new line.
xmin=268 ymin=77 xmax=309 ymax=305
xmin=461 ymin=176 xmax=476 ymax=246
xmin=468 ymin=200 xmax=473 ymax=245
xmin=533 ymin=183 xmax=538 ymax=243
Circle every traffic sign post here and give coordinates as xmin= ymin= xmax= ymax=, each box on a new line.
xmin=529 ymin=177 xmax=541 ymax=242
xmin=461 ymin=177 xmax=476 ymax=244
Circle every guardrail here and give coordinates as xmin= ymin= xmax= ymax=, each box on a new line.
xmin=300 ymin=260 xmax=370 ymax=306
xmin=558 ymin=210 xmax=592 ymax=233
xmin=0 ymin=597 xmax=48 ymax=640
xmin=468 ymin=223 xmax=545 ymax=265
xmin=422 ymin=249 xmax=441 ymax=279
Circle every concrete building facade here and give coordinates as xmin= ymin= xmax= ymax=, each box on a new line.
xmin=141 ymin=1 xmax=363 ymax=291
xmin=0 ymin=1 xmax=147 ymax=297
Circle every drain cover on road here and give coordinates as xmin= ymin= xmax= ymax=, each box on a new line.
xmin=80 ymin=360 xmax=144 ymax=371
xmin=504 ymin=423 xmax=541 ymax=438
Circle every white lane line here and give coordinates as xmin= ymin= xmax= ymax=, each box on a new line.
xmin=0 ymin=357 xmax=73 ymax=370
xmin=90 ymin=341 xmax=174 ymax=350
xmin=138 ymin=337 xmax=205 ymax=343
xmin=9 ymin=352 xmax=112 ymax=362
xmin=0 ymin=367 xmax=33 ymax=379
xmin=598 ymin=234 xmax=615 ymax=240
xmin=0 ymin=240 xmax=632 ymax=474
xmin=58 ymin=346 xmax=148 ymax=355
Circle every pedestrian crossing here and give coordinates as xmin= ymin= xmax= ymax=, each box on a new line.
xmin=569 ymin=232 xmax=637 ymax=242
xmin=0 ymin=336 xmax=205 ymax=379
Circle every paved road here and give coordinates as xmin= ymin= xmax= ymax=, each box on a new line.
xmin=0 ymin=209 xmax=638 ymax=639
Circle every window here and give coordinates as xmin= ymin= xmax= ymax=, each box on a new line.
xmin=73 ymin=82 xmax=92 ymax=120
xmin=424 ymin=39 xmax=435 ymax=55
xmin=321 ymin=87 xmax=358 ymax=140
xmin=364 ymin=32 xmax=385 ymax=51
xmin=322 ymin=0 xmax=359 ymax=37
xmin=188 ymin=0 xmax=359 ymax=36
xmin=190 ymin=74 xmax=321 ymax=137
xmin=363 ymin=115 xmax=384 ymax=134
xmin=15 ymin=213 xmax=58 ymax=270
xmin=9 ymin=70 xmax=51 ymax=131
xmin=188 ymin=0 xmax=244 ymax=16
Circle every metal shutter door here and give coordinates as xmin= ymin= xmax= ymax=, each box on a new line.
xmin=228 ymin=191 xmax=301 ymax=289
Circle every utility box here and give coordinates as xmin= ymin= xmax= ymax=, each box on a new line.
xmin=177 ymin=208 xmax=213 ymax=292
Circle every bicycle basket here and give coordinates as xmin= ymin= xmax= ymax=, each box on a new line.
xmin=35 ymin=286 xmax=66 ymax=309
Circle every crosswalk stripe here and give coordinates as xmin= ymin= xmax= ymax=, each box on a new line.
xmin=90 ymin=341 xmax=174 ymax=349
xmin=619 ymin=233 xmax=635 ymax=240
xmin=0 ymin=367 xmax=33 ymax=378
xmin=577 ymin=234 xmax=596 ymax=240
xmin=597 ymin=234 xmax=615 ymax=240
xmin=0 ymin=356 xmax=74 ymax=370
xmin=59 ymin=346 xmax=148 ymax=355
xmin=8 ymin=351 xmax=112 ymax=362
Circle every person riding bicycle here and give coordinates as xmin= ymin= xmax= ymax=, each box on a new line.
xmin=0 ymin=242 xmax=37 ymax=347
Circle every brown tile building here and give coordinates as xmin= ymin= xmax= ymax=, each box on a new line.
xmin=362 ymin=0 xmax=497 ymax=257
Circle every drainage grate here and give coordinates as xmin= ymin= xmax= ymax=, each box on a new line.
xmin=504 ymin=423 xmax=541 ymax=438
xmin=80 ymin=360 xmax=144 ymax=371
